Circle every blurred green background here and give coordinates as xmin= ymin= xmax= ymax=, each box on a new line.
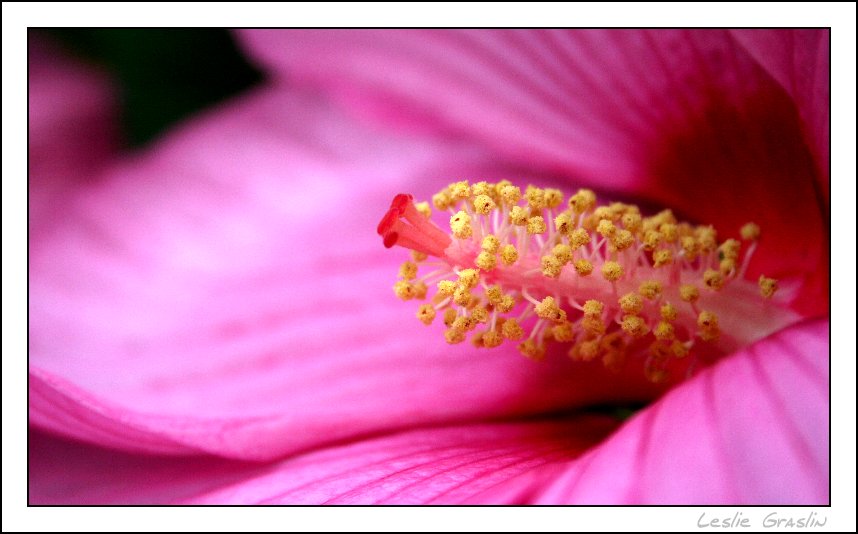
xmin=38 ymin=29 xmax=264 ymax=147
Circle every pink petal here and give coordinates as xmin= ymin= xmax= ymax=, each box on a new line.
xmin=30 ymin=416 xmax=617 ymax=504
xmin=471 ymin=318 xmax=829 ymax=504
xmin=731 ymin=29 xmax=830 ymax=199
xmin=29 ymin=85 xmax=669 ymax=461
xmin=29 ymin=34 xmax=120 ymax=239
xmin=238 ymin=29 xmax=829 ymax=315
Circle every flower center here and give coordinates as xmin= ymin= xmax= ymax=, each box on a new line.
xmin=377 ymin=181 xmax=798 ymax=382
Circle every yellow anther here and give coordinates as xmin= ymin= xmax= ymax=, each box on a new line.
xmin=659 ymin=223 xmax=678 ymax=243
xmin=518 ymin=339 xmax=546 ymax=361
xmin=552 ymin=244 xmax=573 ymax=264
xmin=470 ymin=306 xmax=489 ymax=324
xmin=697 ymin=310 xmax=720 ymax=342
xmin=601 ymin=261 xmax=624 ymax=282
xmin=759 ymin=275 xmax=778 ymax=299
xmin=544 ymin=188 xmax=564 ymax=209
xmin=399 ymin=261 xmax=418 ymax=280
xmin=670 ymin=340 xmax=689 ymax=359
xmin=457 ymin=268 xmax=480 ymax=289
xmin=500 ymin=244 xmax=518 ymax=266
xmin=703 ymin=269 xmax=725 ymax=291
xmin=471 ymin=181 xmax=492 ymax=198
xmin=574 ymin=259 xmax=594 ymax=276
xmin=476 ymin=251 xmax=497 ymax=271
xmin=535 ymin=296 xmax=567 ymax=323
xmin=525 ymin=185 xmax=547 ymax=210
xmin=581 ymin=315 xmax=606 ymax=336
xmin=618 ymin=292 xmax=643 ymax=315
xmin=450 ymin=210 xmax=473 ymax=239
xmin=652 ymin=209 xmax=677 ymax=226
xmin=451 ymin=316 xmax=476 ymax=332
xmin=582 ymin=299 xmax=604 ymax=317
xmin=497 ymin=295 xmax=517 ymax=313
xmin=551 ymin=321 xmax=575 ymax=342
xmin=473 ymin=194 xmax=496 ymax=215
xmin=719 ymin=239 xmax=741 ymax=261
xmin=444 ymin=328 xmax=466 ymax=344
xmin=481 ymin=234 xmax=500 ymax=253
xmin=639 ymin=280 xmax=662 ymax=300
xmin=413 ymin=281 xmax=427 ymax=299
xmin=449 ymin=180 xmax=471 ymax=201
xmin=393 ymin=280 xmax=416 ymax=300
xmin=568 ymin=188 xmax=596 ymax=214
xmin=648 ymin=341 xmax=672 ymax=360
xmin=660 ymin=302 xmax=678 ymax=322
xmin=621 ymin=315 xmax=650 ymax=337
xmin=571 ymin=339 xmax=600 ymax=362
xmin=432 ymin=190 xmax=452 ymax=211
xmin=438 ymin=280 xmax=456 ymax=297
xmin=696 ymin=226 xmax=718 ymax=252
xmin=510 ymin=206 xmax=529 ymax=226
xmin=500 ymin=184 xmax=522 ymax=206
xmin=653 ymin=321 xmax=675 ymax=341
xmin=621 ymin=212 xmax=642 ymax=233
xmin=610 ymin=229 xmax=634 ymax=251
xmin=740 ymin=222 xmax=761 ymax=241
xmin=569 ymin=228 xmax=591 ymax=250
xmin=541 ymin=255 xmax=563 ymax=278
xmin=592 ymin=206 xmax=615 ymax=223
xmin=501 ymin=318 xmax=524 ymax=340
xmin=554 ymin=212 xmax=574 ymax=235
xmin=443 ymin=308 xmax=458 ymax=327
xmin=481 ymin=330 xmax=504 ymax=348
xmin=643 ymin=230 xmax=662 ymax=251
xmin=527 ymin=216 xmax=547 ymax=235
xmin=600 ymin=331 xmax=626 ymax=353
xmin=679 ymin=284 xmax=700 ymax=303
xmin=411 ymin=250 xmax=428 ymax=262
xmin=596 ymin=219 xmax=617 ymax=238
xmin=416 ymin=303 xmax=436 ymax=325
xmin=680 ymin=236 xmax=699 ymax=260
xmin=453 ymin=287 xmax=472 ymax=307
xmin=653 ymin=248 xmax=673 ymax=268
xmin=485 ymin=285 xmax=504 ymax=305
xmin=719 ymin=258 xmax=736 ymax=275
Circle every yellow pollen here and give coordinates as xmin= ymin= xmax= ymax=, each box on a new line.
xmin=444 ymin=328 xmax=466 ymax=344
xmin=697 ymin=310 xmax=720 ymax=342
xmin=639 ymin=280 xmax=662 ymax=300
xmin=527 ymin=216 xmax=547 ymax=235
xmin=413 ymin=281 xmax=427 ymax=299
xmin=453 ymin=287 xmax=472 ymax=307
xmin=451 ymin=316 xmax=476 ymax=332
xmin=473 ymin=194 xmax=496 ymax=215
xmin=450 ymin=210 xmax=473 ymax=239
xmin=416 ymin=304 xmax=436 ymax=325
xmin=621 ymin=212 xmax=642 ymax=233
xmin=759 ymin=275 xmax=778 ymax=299
xmin=399 ymin=261 xmax=418 ymax=280
xmin=476 ymin=250 xmax=497 ymax=271
xmin=552 ymin=244 xmax=573 ymax=264
xmin=518 ymin=339 xmax=546 ymax=361
xmin=481 ymin=330 xmax=504 ymax=348
xmin=554 ymin=212 xmax=574 ymax=235
xmin=510 ymin=206 xmax=528 ymax=226
xmin=393 ymin=280 xmax=416 ymax=300
xmin=671 ymin=340 xmax=689 ymax=358
xmin=618 ymin=292 xmax=643 ymax=314
xmin=740 ymin=222 xmax=761 ymax=241
xmin=719 ymin=257 xmax=736 ymax=275
xmin=569 ymin=228 xmax=591 ymax=250
xmin=485 ymin=285 xmax=504 ymax=305
xmin=697 ymin=226 xmax=718 ymax=252
xmin=443 ymin=308 xmax=458 ymax=327
xmin=568 ymin=188 xmax=597 ymax=214
xmin=551 ymin=321 xmax=575 ymax=342
xmin=660 ymin=223 xmax=679 ymax=243
xmin=581 ymin=315 xmax=606 ymax=336
xmin=680 ymin=236 xmax=699 ymax=260
xmin=610 ymin=229 xmax=634 ymax=251
xmin=449 ymin=180 xmax=471 ymax=201
xmin=525 ymin=185 xmax=547 ymax=210
xmin=497 ymin=295 xmax=517 ymax=313
xmin=500 ymin=244 xmax=519 ymax=266
xmin=680 ymin=284 xmax=700 ymax=303
xmin=481 ymin=235 xmax=500 ymax=253
xmin=571 ymin=339 xmax=600 ymax=362
xmin=621 ymin=315 xmax=650 ymax=337
xmin=660 ymin=302 xmax=678 ymax=322
xmin=437 ymin=280 xmax=456 ymax=297
xmin=535 ymin=296 xmax=567 ymax=323
xmin=582 ymin=299 xmax=604 ymax=317
xmin=411 ymin=250 xmax=428 ymax=262
xmin=500 ymin=185 xmax=522 ymax=206
xmin=544 ymin=188 xmax=564 ymax=209
xmin=501 ymin=318 xmax=525 ymax=340
xmin=414 ymin=201 xmax=432 ymax=218
xmin=457 ymin=269 xmax=480 ymax=289
xmin=643 ymin=230 xmax=662 ymax=251
xmin=601 ymin=261 xmax=624 ymax=282
xmin=470 ymin=306 xmax=489 ymax=323
xmin=597 ymin=219 xmax=617 ymax=238
xmin=574 ymin=259 xmax=594 ymax=276
xmin=653 ymin=321 xmax=675 ymax=341
xmin=471 ymin=181 xmax=492 ymax=197
xmin=703 ymin=269 xmax=725 ymax=291
xmin=653 ymin=248 xmax=673 ymax=268
xmin=541 ymin=255 xmax=563 ymax=278
xmin=432 ymin=190 xmax=452 ymax=210
xmin=719 ymin=239 xmax=741 ymax=261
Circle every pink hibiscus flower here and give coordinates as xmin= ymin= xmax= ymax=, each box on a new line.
xmin=29 ymin=29 xmax=828 ymax=504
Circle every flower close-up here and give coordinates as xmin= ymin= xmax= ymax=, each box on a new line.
xmin=28 ymin=28 xmax=829 ymax=505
